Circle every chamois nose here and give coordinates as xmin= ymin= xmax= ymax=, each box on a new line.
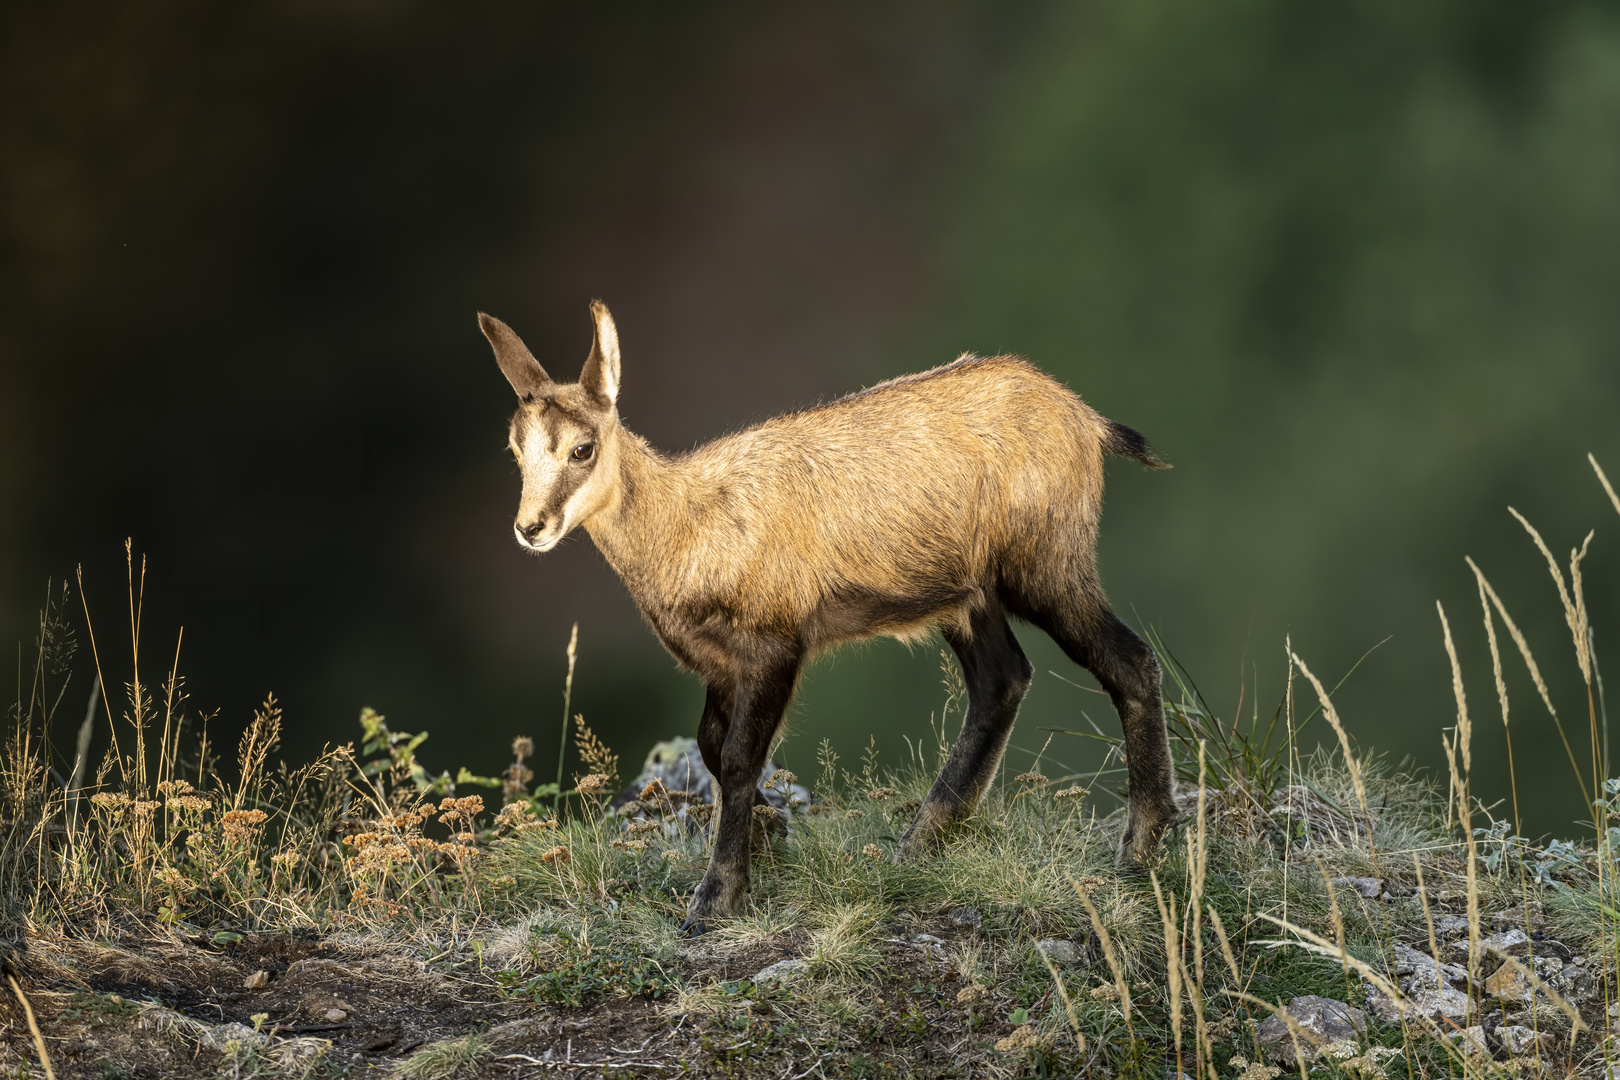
xmin=517 ymin=519 xmax=549 ymax=544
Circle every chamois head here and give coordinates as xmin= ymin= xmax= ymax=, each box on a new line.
xmin=479 ymin=301 xmax=623 ymax=553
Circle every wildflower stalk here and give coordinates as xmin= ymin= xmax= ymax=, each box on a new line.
xmin=554 ymin=623 xmax=578 ymax=814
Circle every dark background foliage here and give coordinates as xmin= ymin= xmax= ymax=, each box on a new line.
xmin=4 ymin=0 xmax=1617 ymax=836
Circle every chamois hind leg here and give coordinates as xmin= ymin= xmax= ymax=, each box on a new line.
xmin=1036 ymin=605 xmax=1175 ymax=867
xmin=899 ymin=604 xmax=1032 ymax=859
xmin=682 ymin=652 xmax=799 ymax=936
xmin=695 ymin=680 xmax=781 ymax=844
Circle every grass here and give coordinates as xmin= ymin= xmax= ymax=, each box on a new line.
xmin=1 ymin=460 xmax=1619 ymax=1078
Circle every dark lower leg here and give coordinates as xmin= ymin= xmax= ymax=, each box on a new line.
xmin=685 ymin=657 xmax=798 ymax=931
xmin=1047 ymin=611 xmax=1175 ymax=864
xmin=901 ymin=607 xmax=1031 ymax=857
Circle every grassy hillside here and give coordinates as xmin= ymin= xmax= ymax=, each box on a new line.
xmin=2 ymin=460 xmax=1618 ymax=1079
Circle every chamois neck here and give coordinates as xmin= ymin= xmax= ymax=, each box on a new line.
xmin=582 ymin=431 xmax=685 ymax=577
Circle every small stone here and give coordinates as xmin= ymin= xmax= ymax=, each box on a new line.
xmin=1450 ymin=1025 xmax=1554 ymax=1059
xmin=1363 ymin=979 xmax=1473 ymax=1024
xmin=1256 ymin=996 xmax=1367 ymax=1067
xmin=950 ymin=905 xmax=983 ymax=929
xmin=1435 ymin=916 xmax=1471 ymax=938
xmin=994 ymin=1025 xmax=1038 ymax=1053
xmin=321 ymin=1008 xmax=348 ymax=1023
xmin=1448 ymin=928 xmax=1530 ymax=962
xmin=752 ymin=958 xmax=808 ymax=986
xmin=1332 ymin=877 xmax=1383 ymax=900
xmin=243 ymin=969 xmax=270 ymax=989
xmin=1036 ymin=939 xmax=1080 ymax=964
xmin=201 ymin=1022 xmax=267 ymax=1050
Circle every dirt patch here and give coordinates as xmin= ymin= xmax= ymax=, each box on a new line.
xmin=0 ymin=918 xmax=1046 ymax=1079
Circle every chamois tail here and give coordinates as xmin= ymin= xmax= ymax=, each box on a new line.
xmin=1102 ymin=419 xmax=1170 ymax=469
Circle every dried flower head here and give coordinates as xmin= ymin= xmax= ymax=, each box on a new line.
xmin=495 ymin=802 xmax=535 ymax=830
xmin=512 ymin=736 xmax=534 ymax=759
xmin=769 ymin=769 xmax=798 ymax=790
xmin=685 ymin=804 xmax=714 ymax=825
xmin=1075 ymin=875 xmax=1106 ymax=894
xmin=626 ymin=819 xmax=662 ymax=838
xmin=1089 ymin=983 xmax=1120 ymax=1001
xmin=90 ymin=792 xmax=131 ymax=810
xmin=660 ymin=849 xmax=684 ymax=860
xmin=1014 ymin=771 xmax=1046 ymax=787
xmin=221 ymin=808 xmax=269 ymax=843
xmin=956 ymin=983 xmax=988 ymax=1004
xmin=844 ymin=809 xmax=865 ymax=819
xmin=862 ymin=843 xmax=885 ymax=861
xmin=574 ymin=773 xmax=609 ymax=795
xmin=751 ymin=803 xmax=780 ymax=821
xmin=639 ymin=778 xmax=669 ymax=802
xmin=867 ymin=787 xmax=898 ymax=801
xmin=540 ymin=845 xmax=571 ymax=865
xmin=610 ymin=838 xmax=650 ymax=852
xmin=1053 ymin=785 xmax=1089 ymax=800
xmin=168 ymin=795 xmax=212 ymax=812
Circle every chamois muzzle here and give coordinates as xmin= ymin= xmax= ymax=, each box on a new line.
xmin=515 ymin=519 xmax=556 ymax=551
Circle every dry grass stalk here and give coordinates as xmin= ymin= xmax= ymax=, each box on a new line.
xmin=1592 ymin=453 xmax=1620 ymax=518
xmin=7 ymin=974 xmax=56 ymax=1080
xmin=1071 ymin=874 xmax=1132 ymax=1027
xmin=1288 ymin=651 xmax=1371 ymax=846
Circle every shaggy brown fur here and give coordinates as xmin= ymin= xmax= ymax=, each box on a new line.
xmin=481 ymin=301 xmax=1176 ymax=933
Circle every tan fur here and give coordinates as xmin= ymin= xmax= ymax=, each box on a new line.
xmin=481 ymin=301 xmax=1176 ymax=930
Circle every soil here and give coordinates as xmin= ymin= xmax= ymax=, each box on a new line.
xmin=0 ymin=914 xmax=1029 ymax=1079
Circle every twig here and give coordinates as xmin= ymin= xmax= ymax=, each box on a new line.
xmin=7 ymin=974 xmax=56 ymax=1080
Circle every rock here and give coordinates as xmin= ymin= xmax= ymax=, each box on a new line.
xmin=201 ymin=1022 xmax=267 ymax=1050
xmin=1364 ymin=979 xmax=1473 ymax=1025
xmin=273 ymin=1037 xmax=331 ymax=1070
xmin=1332 ymin=877 xmax=1383 ymax=900
xmin=752 ymin=958 xmax=808 ymax=986
xmin=1448 ymin=928 xmax=1530 ymax=962
xmin=1435 ymin=916 xmax=1471 ymax=938
xmin=1490 ymin=902 xmax=1545 ymax=932
xmin=1450 ymin=1024 xmax=1555 ymax=1059
xmin=1256 ymin=996 xmax=1366 ymax=1066
xmin=950 ymin=905 xmax=983 ymax=929
xmin=1036 ymin=939 xmax=1081 ymax=964
xmin=1483 ymin=956 xmax=1563 ymax=1004
xmin=321 ymin=1008 xmax=348 ymax=1023
xmin=610 ymin=738 xmax=815 ymax=819
xmin=242 ymin=969 xmax=269 ymax=989
xmin=1390 ymin=943 xmax=1470 ymax=988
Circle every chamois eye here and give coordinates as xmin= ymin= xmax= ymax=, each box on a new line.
xmin=571 ymin=442 xmax=595 ymax=462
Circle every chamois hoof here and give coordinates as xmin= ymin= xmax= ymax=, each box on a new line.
xmin=678 ymin=916 xmax=712 ymax=938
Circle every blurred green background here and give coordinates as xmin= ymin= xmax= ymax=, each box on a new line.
xmin=3 ymin=1 xmax=1617 ymax=838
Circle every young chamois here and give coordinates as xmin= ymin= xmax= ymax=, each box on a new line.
xmin=480 ymin=301 xmax=1175 ymax=934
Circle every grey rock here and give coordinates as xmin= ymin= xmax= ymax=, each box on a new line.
xmin=1390 ymin=943 xmax=1470 ymax=988
xmin=610 ymin=737 xmax=814 ymax=819
xmin=1035 ymin=939 xmax=1081 ymax=964
xmin=201 ymin=1022 xmax=268 ymax=1050
xmin=1451 ymin=1024 xmax=1554 ymax=1059
xmin=1332 ymin=876 xmax=1383 ymax=900
xmin=1447 ymin=927 xmax=1530 ymax=962
xmin=1435 ymin=915 xmax=1471 ymax=938
xmin=1364 ymin=978 xmax=1474 ymax=1025
xmin=1256 ymin=996 xmax=1366 ymax=1067
xmin=752 ymin=958 xmax=809 ymax=986
xmin=950 ymin=905 xmax=983 ymax=929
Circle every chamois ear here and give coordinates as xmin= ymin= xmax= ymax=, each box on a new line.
xmin=478 ymin=313 xmax=552 ymax=401
xmin=580 ymin=300 xmax=620 ymax=406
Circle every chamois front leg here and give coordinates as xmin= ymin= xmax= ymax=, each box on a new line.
xmin=682 ymin=654 xmax=799 ymax=936
xmin=901 ymin=606 xmax=1032 ymax=859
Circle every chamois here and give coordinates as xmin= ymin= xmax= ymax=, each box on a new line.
xmin=481 ymin=301 xmax=1175 ymax=934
